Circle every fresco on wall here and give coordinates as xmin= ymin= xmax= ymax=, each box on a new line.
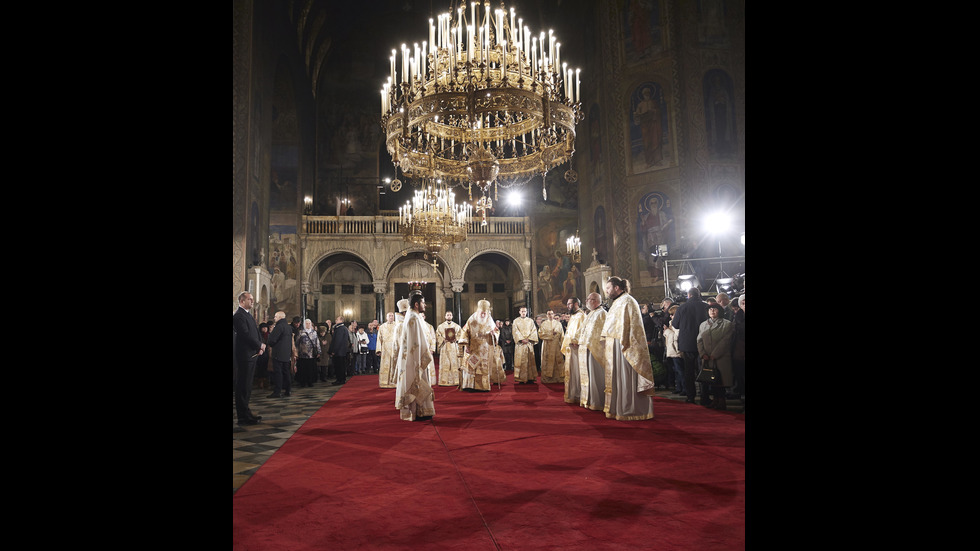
xmin=320 ymin=101 xmax=380 ymax=178
xmin=636 ymin=191 xmax=675 ymax=288
xmin=629 ymin=81 xmax=670 ymax=174
xmin=249 ymin=201 xmax=263 ymax=267
xmin=268 ymin=227 xmax=300 ymax=317
xmin=270 ymin=159 xmax=298 ymax=213
xmin=703 ymin=69 xmax=737 ymax=160
xmin=697 ymin=0 xmax=730 ymax=48
xmin=535 ymin=222 xmax=585 ymax=314
xmin=622 ymin=0 xmax=662 ymax=61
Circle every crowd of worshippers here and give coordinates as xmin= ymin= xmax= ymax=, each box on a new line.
xmin=246 ymin=279 xmax=744 ymax=423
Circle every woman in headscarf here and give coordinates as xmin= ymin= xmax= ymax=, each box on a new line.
xmin=697 ymin=302 xmax=735 ymax=410
xmin=295 ymin=318 xmax=322 ymax=387
xmin=457 ymin=299 xmax=500 ymax=392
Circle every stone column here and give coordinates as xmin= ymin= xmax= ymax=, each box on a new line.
xmin=522 ymin=280 xmax=532 ymax=314
xmin=373 ymin=281 xmax=388 ymax=320
xmin=248 ymin=265 xmax=272 ymax=323
xmin=301 ymin=281 xmax=310 ymax=322
xmin=451 ymin=279 xmax=464 ymax=321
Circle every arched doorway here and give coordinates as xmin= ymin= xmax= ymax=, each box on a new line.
xmin=388 ymin=253 xmax=440 ymax=323
xmin=459 ymin=252 xmax=524 ymax=323
xmin=312 ymin=253 xmax=374 ymax=326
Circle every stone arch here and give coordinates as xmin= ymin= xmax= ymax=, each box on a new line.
xmin=458 ymin=248 xmax=528 ymax=321
xmin=388 ymin=255 xmax=440 ymax=287
xmin=459 ymin=248 xmax=527 ymax=284
xmin=381 ymin=246 xmax=453 ymax=283
xmin=305 ymin=247 xmax=376 ymax=286
xmin=309 ymin=250 xmax=376 ymax=325
xmin=380 ymin=251 xmax=448 ymax=322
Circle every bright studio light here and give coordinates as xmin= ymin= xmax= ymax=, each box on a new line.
xmin=703 ymin=211 xmax=731 ymax=235
xmin=716 ymin=277 xmax=734 ymax=292
xmin=676 ymin=274 xmax=699 ymax=293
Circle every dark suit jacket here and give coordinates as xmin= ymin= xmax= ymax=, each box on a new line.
xmin=266 ymin=319 xmax=294 ymax=362
xmin=233 ymin=307 xmax=262 ymax=363
xmin=671 ymin=298 xmax=708 ymax=353
xmin=330 ymin=324 xmax=351 ymax=356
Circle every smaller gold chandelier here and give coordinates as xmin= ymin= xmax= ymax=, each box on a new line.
xmin=399 ymin=179 xmax=472 ymax=256
xmin=408 ymin=260 xmax=427 ymax=292
xmin=566 ymin=230 xmax=581 ymax=263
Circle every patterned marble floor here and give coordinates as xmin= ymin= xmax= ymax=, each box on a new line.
xmin=233 ymin=373 xmax=742 ymax=494
xmin=233 ymin=376 xmax=345 ymax=493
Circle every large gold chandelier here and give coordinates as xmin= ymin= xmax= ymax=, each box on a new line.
xmin=398 ymin=179 xmax=472 ymax=257
xmin=380 ymin=0 xmax=582 ymax=205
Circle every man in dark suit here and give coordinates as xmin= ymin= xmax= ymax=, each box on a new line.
xmin=233 ymin=291 xmax=267 ymax=425
xmin=265 ymin=311 xmax=293 ymax=398
xmin=329 ymin=315 xmax=352 ymax=385
xmin=670 ymin=287 xmax=709 ymax=404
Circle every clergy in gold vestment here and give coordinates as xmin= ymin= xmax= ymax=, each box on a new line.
xmin=395 ymin=293 xmax=435 ymax=421
xmin=435 ymin=312 xmax=462 ymax=386
xmin=490 ymin=320 xmax=506 ymax=386
xmin=577 ymin=293 xmax=607 ymax=411
xmin=538 ymin=310 xmax=565 ymax=383
xmin=600 ymin=277 xmax=655 ymax=420
xmin=377 ymin=311 xmax=400 ymax=389
xmin=512 ymin=307 xmax=539 ymax=383
xmin=458 ymin=299 xmax=497 ymax=392
xmin=421 ymin=313 xmax=438 ymax=386
xmin=561 ymin=298 xmax=587 ymax=404
xmin=391 ymin=298 xmax=410 ymax=385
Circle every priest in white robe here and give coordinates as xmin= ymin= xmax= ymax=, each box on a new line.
xmin=600 ymin=276 xmax=656 ymax=420
xmin=561 ymin=297 xmax=587 ymax=405
xmin=577 ymin=292 xmax=607 ymax=411
xmin=512 ymin=306 xmax=539 ymax=384
xmin=538 ymin=310 xmax=565 ymax=383
xmin=435 ymin=311 xmax=462 ymax=387
xmin=395 ymin=293 xmax=435 ymax=421
xmin=377 ymin=311 xmax=400 ymax=389
xmin=420 ymin=312 xmax=438 ymax=386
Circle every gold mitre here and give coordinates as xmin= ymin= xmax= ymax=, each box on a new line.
xmin=477 ymin=299 xmax=491 ymax=312
xmin=397 ymin=298 xmax=410 ymax=312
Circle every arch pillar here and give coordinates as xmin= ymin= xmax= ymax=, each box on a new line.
xmin=450 ymin=279 xmax=464 ymax=322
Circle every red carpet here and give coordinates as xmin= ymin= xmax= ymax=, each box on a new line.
xmin=233 ymin=373 xmax=745 ymax=550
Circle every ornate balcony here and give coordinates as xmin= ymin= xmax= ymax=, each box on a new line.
xmin=302 ymin=214 xmax=526 ymax=237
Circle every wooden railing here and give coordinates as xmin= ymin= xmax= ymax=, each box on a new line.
xmin=303 ymin=215 xmax=526 ymax=236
